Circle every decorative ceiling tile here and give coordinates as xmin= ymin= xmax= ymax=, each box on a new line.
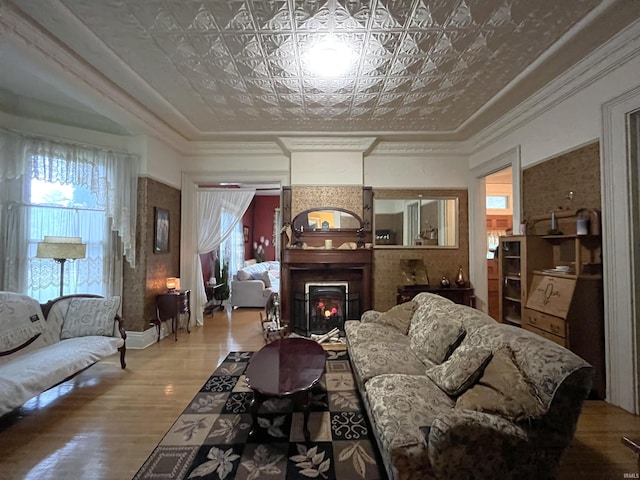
xmin=5 ymin=0 xmax=605 ymax=134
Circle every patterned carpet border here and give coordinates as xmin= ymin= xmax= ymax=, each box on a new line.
xmin=133 ymin=350 xmax=386 ymax=480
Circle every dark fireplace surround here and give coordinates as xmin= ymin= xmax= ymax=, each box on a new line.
xmin=280 ymin=187 xmax=373 ymax=337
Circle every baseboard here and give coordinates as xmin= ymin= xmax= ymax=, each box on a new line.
xmin=125 ymin=326 xmax=161 ymax=349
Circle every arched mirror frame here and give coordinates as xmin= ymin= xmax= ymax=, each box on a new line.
xmin=281 ymin=186 xmax=373 ymax=249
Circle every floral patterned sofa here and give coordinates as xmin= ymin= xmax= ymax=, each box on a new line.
xmin=344 ymin=292 xmax=594 ymax=480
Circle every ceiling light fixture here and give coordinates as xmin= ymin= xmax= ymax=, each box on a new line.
xmin=304 ymin=35 xmax=356 ymax=78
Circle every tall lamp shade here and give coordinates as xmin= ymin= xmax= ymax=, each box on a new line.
xmin=36 ymin=236 xmax=86 ymax=297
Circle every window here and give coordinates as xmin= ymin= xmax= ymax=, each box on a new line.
xmin=486 ymin=195 xmax=509 ymax=210
xmin=28 ymin=177 xmax=107 ymax=301
xmin=0 ymin=129 xmax=138 ymax=300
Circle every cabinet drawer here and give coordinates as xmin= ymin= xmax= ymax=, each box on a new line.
xmin=523 ymin=308 xmax=566 ymax=338
xmin=523 ymin=323 xmax=567 ymax=347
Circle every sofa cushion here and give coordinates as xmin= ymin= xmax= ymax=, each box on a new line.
xmin=371 ymin=300 xmax=418 ymax=334
xmin=0 ymin=292 xmax=47 ymax=353
xmin=349 ymin=338 xmax=428 ymax=384
xmin=365 ymin=374 xmax=454 ymax=465
xmin=425 ymin=345 xmax=493 ymax=397
xmin=411 ymin=313 xmax=465 ymax=366
xmin=345 ymin=320 xmax=409 ymax=346
xmin=60 ymin=297 xmax=120 ymax=339
xmin=252 ymin=270 xmax=271 ymax=288
xmin=0 ymin=335 xmax=123 ymax=416
xmin=455 ymin=347 xmax=544 ymax=422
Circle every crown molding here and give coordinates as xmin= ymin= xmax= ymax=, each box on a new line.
xmin=368 ymin=141 xmax=467 ymax=156
xmin=1 ymin=1 xmax=193 ymax=152
xmin=277 ymin=136 xmax=377 ymax=154
xmin=467 ymin=17 xmax=640 ymax=154
xmin=185 ymin=141 xmax=287 ymax=157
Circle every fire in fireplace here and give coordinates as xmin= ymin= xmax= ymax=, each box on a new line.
xmin=305 ymin=282 xmax=348 ymax=335
xmin=292 ymin=281 xmax=360 ymax=337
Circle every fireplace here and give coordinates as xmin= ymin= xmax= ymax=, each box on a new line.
xmin=292 ymin=281 xmax=360 ymax=336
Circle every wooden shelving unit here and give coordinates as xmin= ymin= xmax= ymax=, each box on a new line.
xmin=497 ymin=235 xmax=551 ymax=327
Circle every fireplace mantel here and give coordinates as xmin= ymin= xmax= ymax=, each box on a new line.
xmin=280 ymin=248 xmax=373 ymax=330
xmin=279 ymin=186 xmax=374 ymax=333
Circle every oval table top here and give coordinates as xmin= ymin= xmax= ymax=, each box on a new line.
xmin=246 ymin=338 xmax=326 ymax=396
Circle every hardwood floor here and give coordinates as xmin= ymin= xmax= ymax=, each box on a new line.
xmin=0 ymin=307 xmax=638 ymax=480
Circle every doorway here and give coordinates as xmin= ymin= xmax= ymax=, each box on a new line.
xmin=486 ymin=167 xmax=513 ymax=320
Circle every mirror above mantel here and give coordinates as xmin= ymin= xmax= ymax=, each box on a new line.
xmin=374 ymin=196 xmax=459 ymax=248
xmin=293 ymin=208 xmax=362 ymax=232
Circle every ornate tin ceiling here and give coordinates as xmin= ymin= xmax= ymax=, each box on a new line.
xmin=4 ymin=0 xmax=622 ymax=139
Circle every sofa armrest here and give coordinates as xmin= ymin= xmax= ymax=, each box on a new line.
xmin=426 ymin=409 xmax=530 ymax=480
xmin=231 ymin=279 xmax=268 ymax=293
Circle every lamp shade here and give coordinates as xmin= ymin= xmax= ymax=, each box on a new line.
xmin=36 ymin=236 xmax=86 ymax=260
xmin=166 ymin=277 xmax=177 ymax=290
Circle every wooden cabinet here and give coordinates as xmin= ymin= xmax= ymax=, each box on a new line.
xmin=525 ymin=272 xmax=605 ymax=399
xmin=497 ymin=236 xmax=551 ymax=327
xmin=397 ymin=285 xmax=475 ymax=307
xmin=498 ymin=233 xmax=605 ymax=399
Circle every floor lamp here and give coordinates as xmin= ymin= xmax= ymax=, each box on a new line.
xmin=36 ymin=236 xmax=87 ymax=298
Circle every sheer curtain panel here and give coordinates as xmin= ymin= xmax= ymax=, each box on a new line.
xmin=191 ymin=188 xmax=255 ymax=326
xmin=0 ymin=128 xmax=139 ymax=298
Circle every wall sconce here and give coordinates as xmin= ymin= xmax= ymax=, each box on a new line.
xmin=36 ymin=236 xmax=87 ymax=297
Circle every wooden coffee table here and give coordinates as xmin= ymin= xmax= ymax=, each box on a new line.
xmin=245 ymin=338 xmax=326 ymax=441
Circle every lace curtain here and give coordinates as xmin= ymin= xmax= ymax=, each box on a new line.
xmin=191 ymin=188 xmax=255 ymax=325
xmin=0 ymin=129 xmax=138 ymax=298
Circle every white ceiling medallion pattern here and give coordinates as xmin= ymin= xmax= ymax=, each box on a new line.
xmin=22 ymin=0 xmax=601 ymax=134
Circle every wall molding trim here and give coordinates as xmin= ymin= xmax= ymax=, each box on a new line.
xmin=1 ymin=2 xmax=192 ymax=151
xmin=125 ymin=327 xmax=159 ymax=350
xmin=469 ymin=147 xmax=521 ymax=314
xmin=601 ymin=83 xmax=640 ymax=414
xmin=368 ymin=141 xmax=466 ymax=156
xmin=278 ymin=136 xmax=377 ymax=153
xmin=467 ymin=18 xmax=640 ymax=154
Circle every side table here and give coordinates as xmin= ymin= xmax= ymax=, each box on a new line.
xmin=397 ymin=284 xmax=475 ymax=307
xmin=152 ymin=290 xmax=191 ymax=342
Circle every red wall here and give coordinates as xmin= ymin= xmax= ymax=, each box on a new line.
xmin=242 ymin=196 xmax=279 ymax=262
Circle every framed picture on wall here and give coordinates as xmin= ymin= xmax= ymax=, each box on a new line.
xmin=243 ymin=225 xmax=249 ymax=243
xmin=154 ymin=207 xmax=170 ymax=254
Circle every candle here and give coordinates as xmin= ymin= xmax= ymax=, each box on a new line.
xmin=551 ymin=211 xmax=557 ymax=230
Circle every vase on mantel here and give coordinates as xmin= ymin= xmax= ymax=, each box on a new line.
xmin=455 ymin=266 xmax=466 ymax=288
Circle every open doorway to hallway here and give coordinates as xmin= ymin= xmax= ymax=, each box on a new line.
xmin=486 ymin=167 xmax=513 ymax=320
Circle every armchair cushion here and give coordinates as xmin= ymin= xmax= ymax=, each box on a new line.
xmin=372 ymin=300 xmax=418 ymax=334
xmin=60 ymin=296 xmax=120 ymax=339
xmin=455 ymin=347 xmax=544 ymax=422
xmin=426 ymin=345 xmax=493 ymax=396
xmin=252 ymin=270 xmax=271 ymax=288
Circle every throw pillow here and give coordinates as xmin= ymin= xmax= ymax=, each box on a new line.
xmin=411 ymin=315 xmax=466 ymax=365
xmin=236 ymin=269 xmax=252 ymax=281
xmin=252 ymin=270 xmax=271 ymax=288
xmin=426 ymin=345 xmax=493 ymax=396
xmin=0 ymin=292 xmax=47 ymax=353
xmin=372 ymin=300 xmax=418 ymax=334
xmin=60 ymin=296 xmax=120 ymax=339
xmin=455 ymin=347 xmax=544 ymax=421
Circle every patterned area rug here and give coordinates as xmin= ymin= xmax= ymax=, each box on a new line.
xmin=133 ymin=350 xmax=386 ymax=480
